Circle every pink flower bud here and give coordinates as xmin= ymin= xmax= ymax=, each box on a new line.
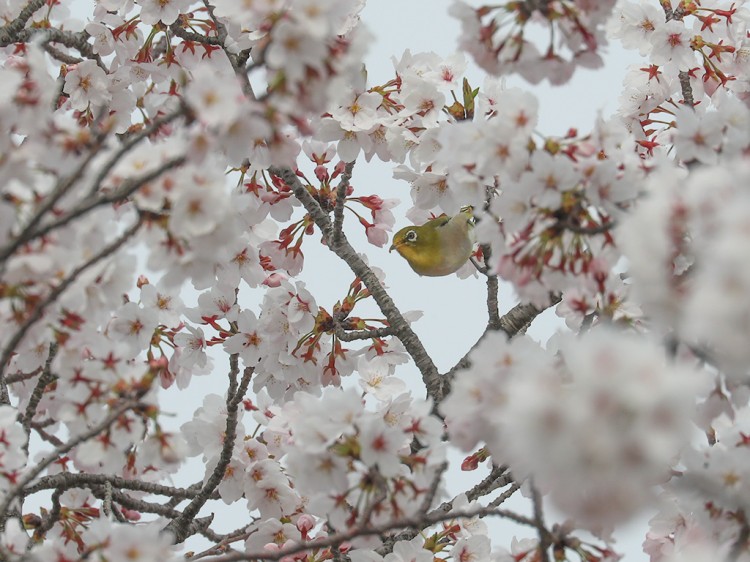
xmin=296 ymin=514 xmax=315 ymax=537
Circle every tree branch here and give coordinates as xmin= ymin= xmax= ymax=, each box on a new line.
xmin=334 ymin=326 xmax=394 ymax=341
xmin=729 ymin=516 xmax=750 ymax=562
xmin=332 ymin=161 xmax=355 ymax=247
xmin=0 ymin=217 xmax=144 ymax=398
xmin=0 ymin=400 xmax=137 ymax=523
xmin=22 ymin=472 xmax=209 ymax=501
xmin=0 ymin=128 xmax=108 ymax=268
xmin=191 ymin=504 xmax=546 ymax=562
xmin=21 ymin=343 xmax=58 ymax=454
xmin=378 ymin=465 xmax=515 ymax=554
xmin=0 ymin=217 xmax=142 ymax=379
xmin=0 ymin=0 xmax=46 ymax=43
xmin=272 ymin=166 xmax=442 ymax=401
xmin=531 ymin=481 xmax=550 ymax=562
xmin=441 ymin=295 xmax=561 ymax=399
xmin=486 ymin=271 xmax=500 ymax=328
xmin=163 ymin=366 xmax=253 ymax=543
xmin=662 ymin=1 xmax=694 ymax=107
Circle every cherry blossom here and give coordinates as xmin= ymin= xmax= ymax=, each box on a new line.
xmin=63 ymin=60 xmax=112 ymax=111
xmin=5 ymin=0 xmax=750 ymax=561
xmin=137 ymin=0 xmax=191 ymax=25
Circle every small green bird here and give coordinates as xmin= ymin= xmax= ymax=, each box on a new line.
xmin=389 ymin=207 xmax=475 ymax=276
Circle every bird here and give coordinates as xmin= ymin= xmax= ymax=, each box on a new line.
xmin=389 ymin=207 xmax=475 ymax=276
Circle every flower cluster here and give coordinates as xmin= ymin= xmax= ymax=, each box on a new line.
xmin=451 ymin=0 xmax=618 ymax=85
xmin=612 ymin=0 xmax=750 ymax=160
xmin=443 ymin=329 xmax=706 ymax=537
xmin=619 ymin=158 xmax=750 ymax=379
xmin=24 ymin=515 xmax=175 ymax=562
xmin=645 ymin=406 xmax=750 ymax=561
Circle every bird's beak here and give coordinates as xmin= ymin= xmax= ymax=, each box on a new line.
xmin=389 ymin=242 xmax=398 ymax=253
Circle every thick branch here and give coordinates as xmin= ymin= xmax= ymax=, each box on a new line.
xmin=272 ymin=166 xmax=442 ymax=401
xmin=0 ymin=27 xmax=102 ymax=67
xmin=0 ymin=0 xmax=46 ymax=43
xmin=442 ymin=295 xmax=561 ymax=398
xmin=486 ymin=270 xmax=500 ymax=327
xmin=23 ymin=472 xmax=207 ymax=501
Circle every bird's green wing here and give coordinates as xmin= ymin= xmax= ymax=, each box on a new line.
xmin=428 ymin=215 xmax=452 ymax=229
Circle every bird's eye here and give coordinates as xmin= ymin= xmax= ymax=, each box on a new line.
xmin=405 ymin=230 xmax=417 ymax=242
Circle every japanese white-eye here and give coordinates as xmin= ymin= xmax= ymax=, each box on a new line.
xmin=389 ymin=207 xmax=475 ymax=276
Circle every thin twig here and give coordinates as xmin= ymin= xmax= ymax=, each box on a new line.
xmin=469 ymin=467 xmax=513 ymax=502
xmin=33 ymin=487 xmax=64 ymax=542
xmin=0 ymin=129 xmax=108 ymax=267
xmin=0 ymin=109 xmax=184 ymax=269
xmin=21 ymin=344 xmax=57 ymax=428
xmin=487 ymin=482 xmax=521 ymax=508
xmin=560 ymin=218 xmax=616 ymax=235
xmin=170 ymin=22 xmax=223 ymax=45
xmin=187 ymin=524 xmax=254 ymax=561
xmin=88 ymin=106 xmax=187 ymax=198
xmin=30 ymin=423 xmax=64 ymax=448
xmin=334 ymin=326 xmax=394 ymax=341
xmin=531 ymin=481 xmax=551 ymax=562
xmin=418 ymin=461 xmax=449 ymax=515
xmin=5 ymin=370 xmax=44 ymax=385
xmin=358 ymin=470 xmax=388 ymax=526
xmin=23 ymin=155 xmax=184 ymax=245
xmin=661 ymin=1 xmax=694 ymax=107
xmin=379 ymin=466 xmax=513 ymax=555
xmin=21 ymin=343 xmax=58 ymax=454
xmin=164 ymin=367 xmax=253 ymax=543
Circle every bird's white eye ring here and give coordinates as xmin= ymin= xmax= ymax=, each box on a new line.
xmin=405 ymin=230 xmax=417 ymax=242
